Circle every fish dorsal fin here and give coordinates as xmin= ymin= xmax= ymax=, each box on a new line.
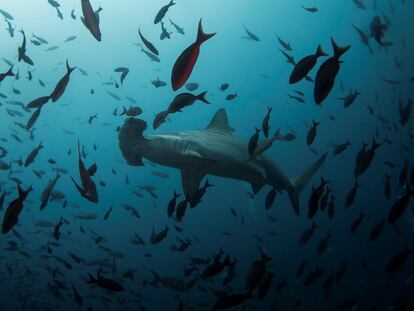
xmin=205 ymin=109 xmax=234 ymax=135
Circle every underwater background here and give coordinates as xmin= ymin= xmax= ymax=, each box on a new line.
xmin=0 ymin=0 xmax=414 ymax=310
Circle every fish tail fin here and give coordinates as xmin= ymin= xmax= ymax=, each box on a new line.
xmin=17 ymin=184 xmax=32 ymax=200
xmin=331 ymin=38 xmax=351 ymax=58
xmin=315 ymin=44 xmax=328 ymax=57
xmin=169 ymin=0 xmax=176 ymax=6
xmin=196 ymin=19 xmax=216 ymax=44
xmin=288 ymin=153 xmax=328 ymax=215
xmin=118 ymin=118 xmax=147 ymax=166
xmin=120 ymin=106 xmax=126 ymax=115
xmin=6 ymin=66 xmax=14 ymax=77
xmin=196 ymin=91 xmax=210 ymax=104
xmin=66 ymin=60 xmax=76 ymax=73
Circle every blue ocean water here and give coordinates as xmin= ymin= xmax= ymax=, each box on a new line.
xmin=0 ymin=0 xmax=413 ymax=310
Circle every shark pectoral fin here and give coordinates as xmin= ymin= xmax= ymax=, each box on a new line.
xmin=181 ymin=170 xmax=204 ymax=198
xmin=250 ymin=182 xmax=265 ymax=195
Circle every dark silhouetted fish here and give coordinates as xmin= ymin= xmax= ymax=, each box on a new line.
xmin=139 ymin=29 xmax=159 ymax=55
xmin=50 ymin=60 xmax=75 ymax=102
xmin=314 ymin=39 xmax=350 ymax=105
xmin=2 ymin=184 xmax=32 ymax=234
xmin=350 ymin=212 xmax=366 ymax=234
xmin=18 ymin=30 xmax=34 ymax=65
xmin=87 ymin=273 xmax=124 ymax=292
xmin=71 ymin=141 xmax=98 ymax=203
xmin=167 ymin=92 xmax=209 ymax=113
xmin=290 ymin=45 xmax=327 ymax=84
xmin=306 ymin=120 xmax=319 ymax=146
xmin=370 ymin=15 xmax=388 ymax=46
xmin=81 ymin=0 xmax=102 ymax=41
xmin=24 ymin=142 xmax=44 ymax=167
xmin=385 ymin=248 xmax=411 ymax=274
xmin=262 ymin=107 xmax=272 ymax=137
xmin=387 ymin=185 xmax=414 ymax=224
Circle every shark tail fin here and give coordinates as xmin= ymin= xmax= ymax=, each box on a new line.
xmin=118 ymin=118 xmax=147 ymax=166
xmin=288 ymin=153 xmax=327 ymax=216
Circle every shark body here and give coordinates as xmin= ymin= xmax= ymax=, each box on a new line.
xmin=119 ymin=109 xmax=326 ymax=215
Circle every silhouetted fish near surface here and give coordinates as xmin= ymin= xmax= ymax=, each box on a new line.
xmin=169 ymin=18 xmax=184 ymax=35
xmin=18 ymin=30 xmax=34 ymax=65
xmin=50 ymin=60 xmax=76 ymax=102
xmin=139 ymin=29 xmax=159 ymax=55
xmin=314 ymin=39 xmax=350 ymax=105
xmin=154 ymin=0 xmax=175 ymax=24
xmin=171 ymin=20 xmax=216 ymax=91
xmin=81 ymin=0 xmax=102 ymax=41
xmin=241 ymin=24 xmax=260 ymax=41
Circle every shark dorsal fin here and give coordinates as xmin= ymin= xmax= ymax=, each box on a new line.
xmin=206 ymin=109 xmax=234 ymax=135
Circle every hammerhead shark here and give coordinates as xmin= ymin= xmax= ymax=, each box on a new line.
xmin=118 ymin=109 xmax=327 ymax=215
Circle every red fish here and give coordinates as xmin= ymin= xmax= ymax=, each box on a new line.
xmin=171 ymin=19 xmax=215 ymax=91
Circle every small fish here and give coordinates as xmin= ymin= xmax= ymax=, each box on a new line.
xmin=306 ymin=120 xmax=319 ymax=146
xmin=302 ymin=6 xmax=318 ymax=13
xmin=64 ymin=35 xmax=77 ymax=42
xmin=138 ymin=29 xmax=159 ymax=55
xmin=154 ymin=0 xmax=175 ymax=24
xmin=169 ymin=18 xmax=184 ymax=35
xmin=24 ymin=142 xmax=44 ymax=167
xmin=50 ymin=60 xmax=76 ymax=102
xmin=226 ymin=93 xmax=238 ymax=101
xmin=247 ymin=127 xmax=261 ymax=156
xmin=262 ymin=107 xmax=272 ymax=137
xmin=241 ymin=24 xmax=260 ymax=41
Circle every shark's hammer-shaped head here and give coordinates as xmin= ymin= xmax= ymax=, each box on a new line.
xmin=118 ymin=118 xmax=147 ymax=166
